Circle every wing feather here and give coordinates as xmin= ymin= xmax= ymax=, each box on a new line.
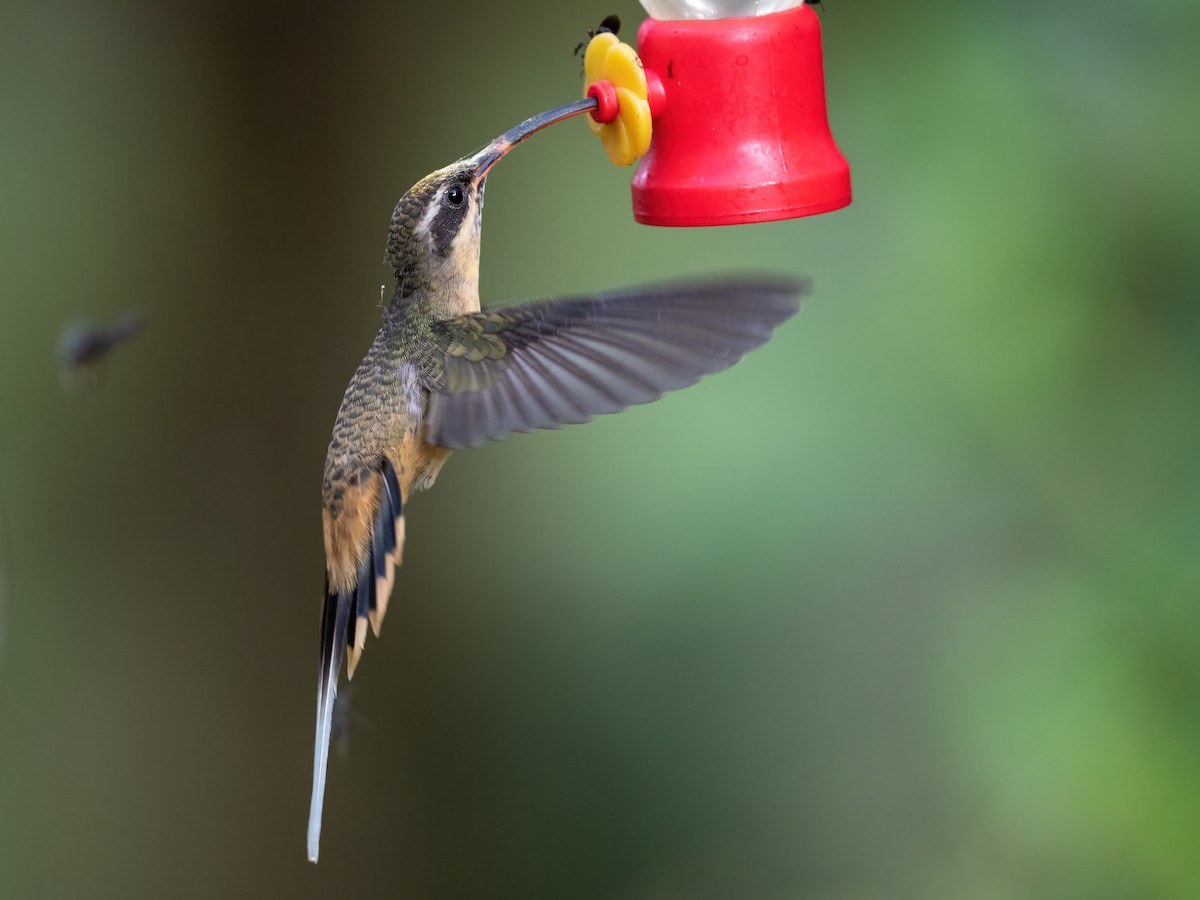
xmin=424 ymin=278 xmax=806 ymax=449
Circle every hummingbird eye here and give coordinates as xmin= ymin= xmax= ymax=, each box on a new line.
xmin=444 ymin=185 xmax=465 ymax=207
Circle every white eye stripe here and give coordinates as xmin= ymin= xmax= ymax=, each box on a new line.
xmin=415 ymin=198 xmax=441 ymax=236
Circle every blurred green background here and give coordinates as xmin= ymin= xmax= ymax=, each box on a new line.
xmin=2 ymin=0 xmax=1199 ymax=897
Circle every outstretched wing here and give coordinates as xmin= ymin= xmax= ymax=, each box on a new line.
xmin=421 ymin=278 xmax=806 ymax=449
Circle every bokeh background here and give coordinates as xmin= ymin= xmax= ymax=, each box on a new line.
xmin=2 ymin=0 xmax=1198 ymax=897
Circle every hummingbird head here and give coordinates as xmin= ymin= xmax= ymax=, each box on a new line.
xmin=384 ymin=98 xmax=597 ymax=307
xmin=384 ymin=158 xmax=488 ymax=304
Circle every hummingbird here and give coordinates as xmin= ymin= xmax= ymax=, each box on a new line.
xmin=57 ymin=309 xmax=146 ymax=392
xmin=307 ymin=98 xmax=806 ymax=861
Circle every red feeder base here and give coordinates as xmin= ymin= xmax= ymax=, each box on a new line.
xmin=632 ymin=4 xmax=851 ymax=227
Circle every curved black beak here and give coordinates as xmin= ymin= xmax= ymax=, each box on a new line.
xmin=470 ymin=97 xmax=599 ymax=184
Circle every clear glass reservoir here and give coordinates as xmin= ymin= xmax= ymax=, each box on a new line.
xmin=638 ymin=0 xmax=803 ymax=21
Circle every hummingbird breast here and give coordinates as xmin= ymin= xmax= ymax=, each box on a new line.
xmin=322 ymin=328 xmax=452 ymax=587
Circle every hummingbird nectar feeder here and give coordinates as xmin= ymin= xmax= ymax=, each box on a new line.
xmin=581 ymin=0 xmax=851 ymax=227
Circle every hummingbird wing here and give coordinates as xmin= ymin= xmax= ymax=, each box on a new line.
xmin=422 ymin=278 xmax=806 ymax=449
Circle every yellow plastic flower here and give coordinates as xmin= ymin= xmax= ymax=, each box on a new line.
xmin=583 ymin=32 xmax=653 ymax=166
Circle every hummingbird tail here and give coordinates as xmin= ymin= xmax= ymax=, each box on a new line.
xmin=308 ymin=582 xmax=351 ymax=863
xmin=346 ymin=460 xmax=404 ymax=676
xmin=309 ymin=459 xmax=405 ymax=862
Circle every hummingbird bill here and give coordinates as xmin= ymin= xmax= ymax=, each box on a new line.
xmin=308 ymin=98 xmax=807 ymax=861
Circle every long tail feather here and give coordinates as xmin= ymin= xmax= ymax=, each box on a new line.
xmin=374 ymin=461 xmax=404 ymax=634
xmin=348 ymin=573 xmax=372 ymax=676
xmin=309 ymin=458 xmax=407 ymax=862
xmin=308 ymin=581 xmax=351 ymax=862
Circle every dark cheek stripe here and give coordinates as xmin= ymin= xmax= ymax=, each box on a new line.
xmin=430 ymin=204 xmax=469 ymax=257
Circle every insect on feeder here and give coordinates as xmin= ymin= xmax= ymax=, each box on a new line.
xmin=582 ymin=0 xmax=851 ymax=226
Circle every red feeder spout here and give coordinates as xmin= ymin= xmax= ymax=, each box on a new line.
xmin=631 ymin=4 xmax=852 ymax=227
